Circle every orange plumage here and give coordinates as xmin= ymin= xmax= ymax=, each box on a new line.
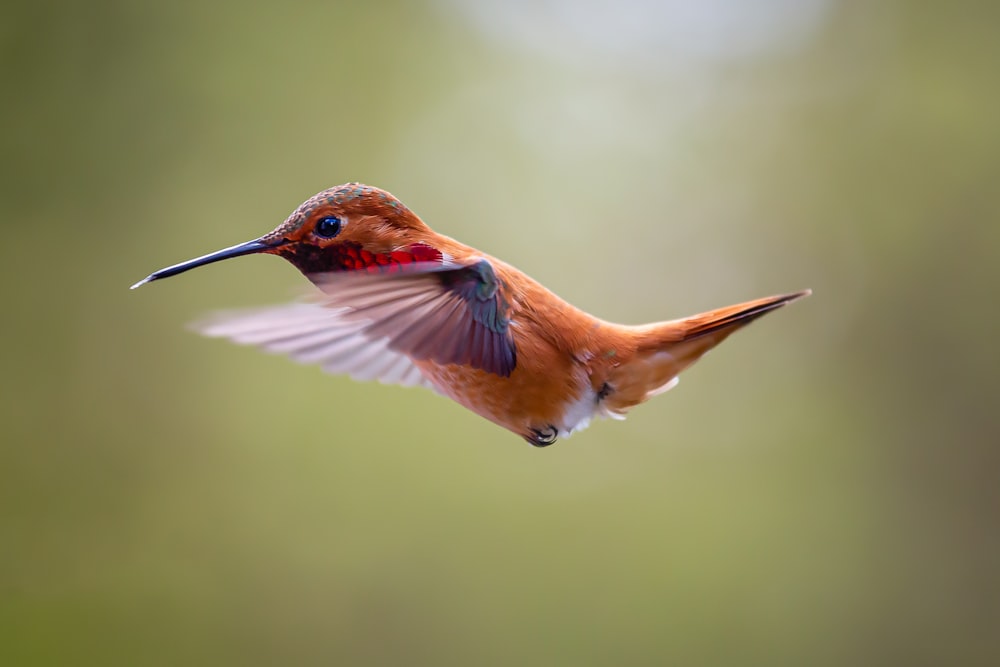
xmin=132 ymin=183 xmax=809 ymax=446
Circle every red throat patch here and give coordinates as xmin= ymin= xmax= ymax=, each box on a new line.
xmin=283 ymin=241 xmax=443 ymax=276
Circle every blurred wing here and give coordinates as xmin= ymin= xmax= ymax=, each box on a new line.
xmin=311 ymin=258 xmax=517 ymax=377
xmin=196 ymin=259 xmax=517 ymax=385
xmin=196 ymin=302 xmax=436 ymax=389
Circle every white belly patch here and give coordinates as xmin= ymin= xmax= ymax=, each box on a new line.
xmin=557 ymin=376 xmax=680 ymax=438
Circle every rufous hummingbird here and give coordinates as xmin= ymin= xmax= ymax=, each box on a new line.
xmin=132 ymin=183 xmax=809 ymax=447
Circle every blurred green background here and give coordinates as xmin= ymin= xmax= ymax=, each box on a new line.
xmin=2 ymin=1 xmax=998 ymax=665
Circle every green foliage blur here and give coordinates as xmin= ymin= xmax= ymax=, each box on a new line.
xmin=2 ymin=1 xmax=998 ymax=665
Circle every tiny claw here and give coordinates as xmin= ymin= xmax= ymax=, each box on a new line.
xmin=526 ymin=425 xmax=558 ymax=447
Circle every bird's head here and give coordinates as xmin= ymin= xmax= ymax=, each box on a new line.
xmin=131 ymin=183 xmax=438 ymax=289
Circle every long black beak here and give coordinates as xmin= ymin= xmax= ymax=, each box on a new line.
xmin=130 ymin=238 xmax=277 ymax=289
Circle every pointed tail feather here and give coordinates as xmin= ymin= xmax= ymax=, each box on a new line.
xmin=669 ymin=290 xmax=811 ymax=343
xmin=604 ymin=290 xmax=810 ymax=413
xmin=642 ymin=289 xmax=810 ymax=371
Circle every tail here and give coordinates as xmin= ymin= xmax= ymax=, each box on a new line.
xmin=601 ymin=290 xmax=810 ymax=415
xmin=660 ymin=289 xmax=811 ymax=346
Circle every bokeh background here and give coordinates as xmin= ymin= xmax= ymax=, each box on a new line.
xmin=2 ymin=1 xmax=998 ymax=665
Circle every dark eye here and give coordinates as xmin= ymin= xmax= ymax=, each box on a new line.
xmin=315 ymin=216 xmax=342 ymax=238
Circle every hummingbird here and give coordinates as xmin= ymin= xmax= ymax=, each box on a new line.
xmin=132 ymin=183 xmax=809 ymax=447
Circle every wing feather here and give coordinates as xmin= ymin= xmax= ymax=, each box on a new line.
xmin=310 ymin=259 xmax=516 ymax=376
xmin=194 ymin=257 xmax=517 ymax=389
xmin=196 ymin=303 xmax=436 ymax=389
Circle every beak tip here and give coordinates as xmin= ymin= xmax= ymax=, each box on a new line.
xmin=129 ymin=238 xmax=272 ymax=291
